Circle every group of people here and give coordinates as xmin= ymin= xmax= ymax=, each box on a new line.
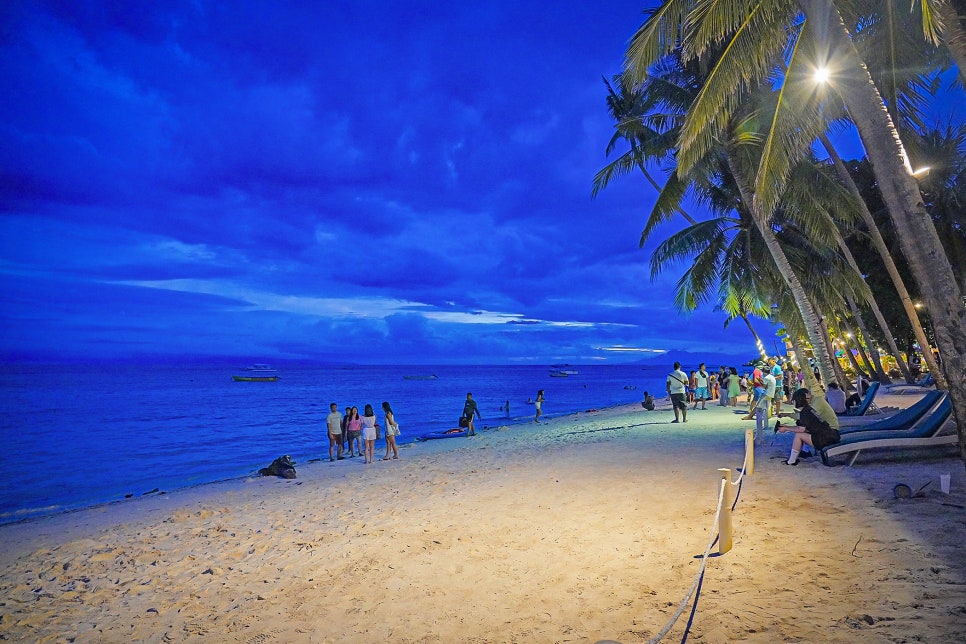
xmin=678 ymin=363 xmax=746 ymax=410
xmin=664 ymin=358 xmax=842 ymax=466
xmin=325 ymin=401 xmax=401 ymax=464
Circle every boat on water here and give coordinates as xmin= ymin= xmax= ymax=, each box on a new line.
xmin=232 ymin=364 xmax=279 ymax=382
xmin=419 ymin=428 xmax=467 ymax=440
xmin=549 ymin=365 xmax=579 ymax=376
xmin=403 ymin=374 xmax=438 ymax=380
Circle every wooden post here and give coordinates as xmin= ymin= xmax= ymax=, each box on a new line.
xmin=718 ymin=468 xmax=733 ymax=555
xmin=745 ymin=429 xmax=755 ymax=475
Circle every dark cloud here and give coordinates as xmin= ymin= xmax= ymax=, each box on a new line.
xmin=0 ymin=0 xmax=783 ymax=363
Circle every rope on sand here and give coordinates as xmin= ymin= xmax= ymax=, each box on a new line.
xmin=644 ymin=479 xmax=727 ymax=644
xmin=644 ymin=434 xmax=752 ymax=644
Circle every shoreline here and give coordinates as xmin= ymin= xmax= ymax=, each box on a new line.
xmin=1 ymin=392 xmax=963 ymax=641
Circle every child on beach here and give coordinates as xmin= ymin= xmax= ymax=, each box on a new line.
xmin=641 ymin=391 xmax=655 ymax=411
xmin=381 ymin=401 xmax=400 ymax=460
xmin=361 ymin=404 xmax=380 ymax=464
xmin=534 ymin=389 xmax=545 ymax=422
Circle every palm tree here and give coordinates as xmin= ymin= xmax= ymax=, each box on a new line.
xmin=624 ymin=0 xmax=966 ymax=467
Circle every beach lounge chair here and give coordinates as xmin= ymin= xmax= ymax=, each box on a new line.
xmin=916 ymin=373 xmax=935 ymax=387
xmin=821 ymin=396 xmax=956 ymax=466
xmin=839 ymin=390 xmax=944 ymax=436
xmin=844 ymin=381 xmax=880 ymax=416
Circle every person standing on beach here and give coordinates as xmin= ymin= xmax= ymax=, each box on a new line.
xmin=534 ymin=389 xmax=545 ymax=422
xmin=462 ymin=393 xmax=481 ymax=436
xmin=718 ymin=366 xmax=729 ymax=406
xmin=381 ymin=401 xmax=400 ymax=460
xmin=346 ymin=406 xmax=362 ymax=457
xmin=742 ymin=362 xmax=764 ymax=420
xmin=692 ymin=364 xmax=709 ymax=409
xmin=727 ymin=367 xmax=741 ymax=407
xmin=325 ymin=403 xmax=344 ymax=462
xmin=666 ymin=362 xmax=688 ymax=423
xmin=361 ymin=404 xmax=380 ymax=464
xmin=341 ymin=405 xmax=352 ymax=455
xmin=505 ymin=400 xmax=510 ymax=418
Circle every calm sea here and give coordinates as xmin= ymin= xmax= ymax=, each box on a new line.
xmin=0 ymin=362 xmax=680 ymax=524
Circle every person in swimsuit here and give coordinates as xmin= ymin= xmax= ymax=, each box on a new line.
xmin=534 ymin=389 xmax=545 ymax=422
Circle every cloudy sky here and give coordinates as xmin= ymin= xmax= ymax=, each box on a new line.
xmin=1 ymin=0 xmax=786 ymax=364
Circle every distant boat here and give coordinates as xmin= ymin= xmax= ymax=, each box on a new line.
xmin=232 ymin=364 xmax=279 ymax=382
xmin=403 ymin=374 xmax=438 ymax=380
xmin=550 ymin=364 xmax=579 ymax=376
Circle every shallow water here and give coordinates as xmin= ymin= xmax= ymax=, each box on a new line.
xmin=0 ymin=362 xmax=687 ymax=522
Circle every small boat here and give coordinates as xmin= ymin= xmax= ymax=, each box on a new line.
xmin=549 ymin=370 xmax=569 ymax=377
xmin=403 ymin=374 xmax=438 ymax=380
xmin=551 ymin=365 xmax=579 ymax=375
xmin=232 ymin=364 xmax=279 ymax=382
xmin=419 ymin=428 xmax=468 ymax=440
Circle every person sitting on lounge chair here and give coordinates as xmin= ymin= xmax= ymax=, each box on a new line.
xmin=826 ymin=382 xmax=847 ymax=414
xmin=777 ymin=388 xmax=841 ymax=465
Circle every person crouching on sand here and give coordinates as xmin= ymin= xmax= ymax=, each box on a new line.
xmin=381 ymin=401 xmax=400 ymax=460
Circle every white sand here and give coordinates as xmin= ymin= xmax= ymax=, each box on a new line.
xmin=1 ymin=390 xmax=963 ymax=642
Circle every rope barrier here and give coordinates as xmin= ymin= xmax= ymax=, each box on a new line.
xmin=644 ymin=479 xmax=727 ymax=644
xmin=641 ymin=431 xmax=755 ymax=644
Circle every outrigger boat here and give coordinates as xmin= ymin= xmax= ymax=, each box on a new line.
xmin=232 ymin=364 xmax=279 ymax=382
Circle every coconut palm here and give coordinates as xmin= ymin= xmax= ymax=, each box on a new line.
xmin=624 ymin=0 xmax=966 ymax=466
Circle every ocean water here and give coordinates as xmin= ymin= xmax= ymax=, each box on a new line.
xmin=0 ymin=362 xmax=674 ymax=524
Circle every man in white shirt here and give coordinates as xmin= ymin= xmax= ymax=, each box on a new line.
xmin=666 ymin=361 xmax=689 ymax=423
xmin=825 ymin=382 xmax=847 ymax=414
xmin=326 ymin=403 xmax=344 ymax=461
xmin=692 ymin=363 xmax=709 ymax=410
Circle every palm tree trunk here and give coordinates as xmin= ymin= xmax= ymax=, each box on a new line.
xmin=820 ymin=131 xmax=924 ymax=384
xmin=788 ymin=331 xmax=840 ymax=422
xmin=937 ymin=0 xmax=966 ymax=85
xmin=844 ymin=293 xmax=891 ymax=382
xmin=823 ymin=204 xmax=895 ymax=382
xmin=838 ymin=315 xmax=874 ymax=380
xmin=802 ymin=0 xmax=966 ymax=469
xmin=726 ymin=150 xmax=838 ymax=386
xmin=815 ymin=302 xmax=851 ymax=387
xmin=739 ymin=313 xmax=769 ymax=360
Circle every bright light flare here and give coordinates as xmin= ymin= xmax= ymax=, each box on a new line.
xmin=814 ymin=67 xmax=830 ymax=84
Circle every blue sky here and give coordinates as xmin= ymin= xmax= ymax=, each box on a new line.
xmin=0 ymin=0 xmax=784 ymax=364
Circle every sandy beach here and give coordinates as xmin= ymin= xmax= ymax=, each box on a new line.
xmin=1 ymin=389 xmax=963 ymax=643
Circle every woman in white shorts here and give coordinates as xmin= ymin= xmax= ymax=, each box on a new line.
xmin=361 ymin=404 xmax=379 ymax=464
